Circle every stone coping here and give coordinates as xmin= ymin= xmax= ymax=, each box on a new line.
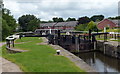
xmin=98 ymin=40 xmax=119 ymax=47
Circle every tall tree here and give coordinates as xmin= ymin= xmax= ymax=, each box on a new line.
xmin=59 ymin=18 xmax=64 ymax=22
xmin=18 ymin=14 xmax=40 ymax=32
xmin=2 ymin=8 xmax=17 ymax=40
xmin=2 ymin=19 xmax=11 ymax=39
xmin=52 ymin=17 xmax=64 ymax=22
xmin=90 ymin=15 xmax=104 ymax=22
xmin=77 ymin=16 xmax=91 ymax=25
xmin=2 ymin=8 xmax=17 ymax=32
xmin=85 ymin=21 xmax=98 ymax=31
xmin=66 ymin=17 xmax=76 ymax=21
xmin=108 ymin=16 xmax=120 ymax=19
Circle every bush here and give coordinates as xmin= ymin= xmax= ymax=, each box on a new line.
xmin=75 ymin=24 xmax=88 ymax=31
xmin=75 ymin=21 xmax=98 ymax=32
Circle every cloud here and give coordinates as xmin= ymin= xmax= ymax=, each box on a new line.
xmin=3 ymin=0 xmax=120 ymax=21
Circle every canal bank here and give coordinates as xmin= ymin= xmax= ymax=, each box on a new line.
xmin=42 ymin=37 xmax=97 ymax=72
xmin=50 ymin=44 xmax=97 ymax=72
xmin=2 ymin=37 xmax=86 ymax=72
xmin=46 ymin=35 xmax=120 ymax=72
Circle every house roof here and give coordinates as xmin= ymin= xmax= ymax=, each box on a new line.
xmin=40 ymin=22 xmax=57 ymax=27
xmin=67 ymin=21 xmax=78 ymax=26
xmin=111 ymin=20 xmax=120 ymax=27
xmin=40 ymin=21 xmax=78 ymax=27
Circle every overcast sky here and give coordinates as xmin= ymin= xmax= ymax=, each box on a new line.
xmin=3 ymin=0 xmax=120 ymax=21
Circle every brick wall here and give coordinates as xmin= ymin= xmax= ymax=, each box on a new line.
xmin=97 ymin=19 xmax=117 ymax=29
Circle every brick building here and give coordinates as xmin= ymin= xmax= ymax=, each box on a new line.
xmin=97 ymin=19 xmax=119 ymax=30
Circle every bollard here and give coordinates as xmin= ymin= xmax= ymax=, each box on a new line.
xmin=56 ymin=50 xmax=60 ymax=55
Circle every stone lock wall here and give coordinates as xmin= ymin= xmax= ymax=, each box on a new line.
xmin=96 ymin=41 xmax=120 ymax=59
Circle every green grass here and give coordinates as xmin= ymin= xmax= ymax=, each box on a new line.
xmin=111 ymin=39 xmax=120 ymax=42
xmin=2 ymin=37 xmax=84 ymax=72
xmin=106 ymin=28 xmax=120 ymax=32
xmin=0 ymin=40 xmax=6 ymax=42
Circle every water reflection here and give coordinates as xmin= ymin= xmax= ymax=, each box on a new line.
xmin=75 ymin=52 xmax=120 ymax=72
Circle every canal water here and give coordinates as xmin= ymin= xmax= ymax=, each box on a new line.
xmin=75 ymin=52 xmax=120 ymax=72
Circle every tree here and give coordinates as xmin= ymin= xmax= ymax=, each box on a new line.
xmin=66 ymin=17 xmax=76 ymax=21
xmin=2 ymin=8 xmax=17 ymax=40
xmin=2 ymin=8 xmax=11 ymax=15
xmin=59 ymin=18 xmax=64 ymax=22
xmin=48 ymin=20 xmax=53 ymax=23
xmin=52 ymin=17 xmax=64 ymax=22
xmin=77 ymin=16 xmax=91 ymax=25
xmin=18 ymin=14 xmax=40 ymax=32
xmin=108 ymin=16 xmax=120 ymax=20
xmin=90 ymin=15 xmax=104 ymax=22
xmin=85 ymin=21 xmax=98 ymax=31
xmin=75 ymin=24 xmax=88 ymax=31
xmin=2 ymin=8 xmax=17 ymax=32
xmin=2 ymin=19 xmax=11 ymax=40
xmin=53 ymin=17 xmax=58 ymax=22
xmin=75 ymin=21 xmax=98 ymax=31
xmin=28 ymin=20 xmax=39 ymax=31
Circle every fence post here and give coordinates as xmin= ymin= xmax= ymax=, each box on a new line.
xmin=89 ymin=29 xmax=92 ymax=42
xmin=104 ymin=33 xmax=107 ymax=42
xmin=8 ymin=40 xmax=10 ymax=48
xmin=12 ymin=39 xmax=14 ymax=47
xmin=57 ymin=30 xmax=61 ymax=45
xmin=115 ymin=34 xmax=116 ymax=39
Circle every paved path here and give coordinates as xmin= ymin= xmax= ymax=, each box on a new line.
xmin=0 ymin=42 xmax=22 ymax=73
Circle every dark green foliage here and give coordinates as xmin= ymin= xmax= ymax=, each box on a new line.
xmin=27 ymin=20 xmax=39 ymax=31
xmin=2 ymin=8 xmax=17 ymax=40
xmin=77 ymin=16 xmax=91 ymax=25
xmin=48 ymin=20 xmax=53 ymax=23
xmin=18 ymin=14 xmax=40 ymax=32
xmin=52 ymin=17 xmax=64 ymax=22
xmin=66 ymin=17 xmax=76 ymax=21
xmin=2 ymin=14 xmax=17 ymax=30
xmin=108 ymin=16 xmax=120 ymax=19
xmin=75 ymin=24 xmax=88 ymax=31
xmin=75 ymin=21 xmax=98 ymax=32
xmin=90 ymin=15 xmax=104 ymax=22
xmin=2 ymin=19 xmax=10 ymax=40
xmin=85 ymin=21 xmax=98 ymax=31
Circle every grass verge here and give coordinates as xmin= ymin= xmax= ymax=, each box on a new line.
xmin=2 ymin=37 xmax=84 ymax=72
